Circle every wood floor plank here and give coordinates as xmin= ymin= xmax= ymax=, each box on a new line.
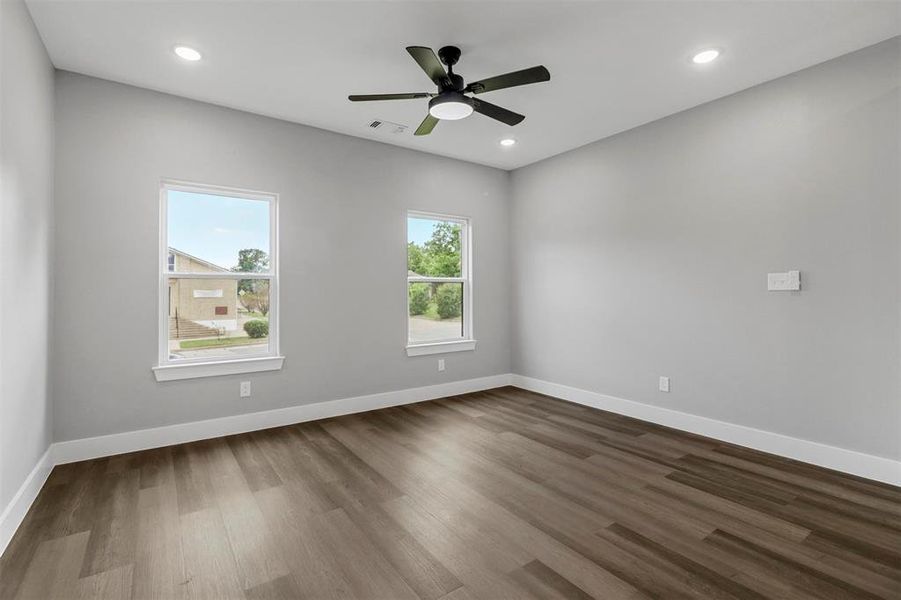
xmin=137 ymin=447 xmax=175 ymax=490
xmin=3 ymin=386 xmax=899 ymax=600
xmin=73 ymin=564 xmax=134 ymax=599
xmin=180 ymin=508 xmax=245 ymax=600
xmin=13 ymin=531 xmax=90 ymax=600
xmin=79 ymin=468 xmax=141 ymax=577
xmin=172 ymin=441 xmax=216 ymax=516
xmin=382 ymin=494 xmax=538 ymax=600
xmin=204 ymin=439 xmax=291 ymax=591
xmin=253 ymin=485 xmax=357 ymax=599
xmin=242 ymin=574 xmax=304 ymax=600
xmin=314 ymin=507 xmax=421 ymax=600
xmin=704 ymin=528 xmax=887 ymax=600
xmin=325 ymin=482 xmax=463 ymax=600
xmin=131 ymin=482 xmax=188 ymax=600
xmin=508 ymin=559 xmax=595 ymax=600
xmin=225 ymin=434 xmax=283 ymax=493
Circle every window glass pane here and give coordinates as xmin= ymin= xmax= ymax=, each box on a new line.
xmin=408 ymin=282 xmax=463 ymax=343
xmin=407 ymin=217 xmax=462 ymax=278
xmin=167 ymin=189 xmax=270 ymax=273
xmin=168 ymin=278 xmax=271 ymax=360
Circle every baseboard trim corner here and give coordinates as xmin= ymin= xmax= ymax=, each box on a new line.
xmin=510 ymin=374 xmax=900 ymax=486
xmin=0 ymin=446 xmax=54 ymax=557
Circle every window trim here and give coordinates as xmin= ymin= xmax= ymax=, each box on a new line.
xmin=154 ymin=179 xmax=283 ymax=381
xmin=405 ymin=209 xmax=476 ymax=356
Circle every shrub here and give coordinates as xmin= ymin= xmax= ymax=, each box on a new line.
xmin=435 ymin=285 xmax=462 ymax=319
xmin=243 ymin=319 xmax=269 ymax=338
xmin=408 ymin=283 xmax=430 ymax=316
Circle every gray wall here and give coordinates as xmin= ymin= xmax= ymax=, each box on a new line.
xmin=511 ymin=39 xmax=900 ymax=460
xmin=53 ymin=72 xmax=511 ymax=442
xmin=0 ymin=0 xmax=55 ymax=509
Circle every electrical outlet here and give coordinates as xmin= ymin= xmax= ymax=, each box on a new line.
xmin=438 ymin=359 xmax=445 ymax=372
xmin=658 ymin=376 xmax=670 ymax=393
xmin=240 ymin=381 xmax=251 ymax=398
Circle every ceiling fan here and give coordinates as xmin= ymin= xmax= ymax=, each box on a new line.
xmin=349 ymin=46 xmax=550 ymax=136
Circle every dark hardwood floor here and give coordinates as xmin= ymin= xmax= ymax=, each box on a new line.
xmin=2 ymin=386 xmax=899 ymax=599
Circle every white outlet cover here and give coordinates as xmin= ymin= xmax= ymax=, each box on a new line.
xmin=767 ymin=270 xmax=800 ymax=291
xmin=437 ymin=359 xmax=445 ymax=372
xmin=659 ymin=376 xmax=670 ymax=392
xmin=240 ymin=381 xmax=251 ymax=397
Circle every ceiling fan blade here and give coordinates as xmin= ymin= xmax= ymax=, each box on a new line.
xmin=414 ymin=113 xmax=439 ymax=136
xmin=348 ymin=93 xmax=432 ymax=101
xmin=466 ymin=66 xmax=550 ymax=94
xmin=406 ymin=46 xmax=447 ymax=85
xmin=470 ymin=98 xmax=525 ymax=126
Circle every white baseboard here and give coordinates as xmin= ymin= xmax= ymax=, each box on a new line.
xmin=0 ymin=373 xmax=512 ymax=557
xmin=511 ymin=374 xmax=901 ymax=486
xmin=5 ymin=371 xmax=896 ymax=558
xmin=0 ymin=446 xmax=54 ymax=556
xmin=53 ymin=373 xmax=513 ymax=465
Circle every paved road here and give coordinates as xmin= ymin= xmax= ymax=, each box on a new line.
xmin=409 ymin=316 xmax=462 ymax=343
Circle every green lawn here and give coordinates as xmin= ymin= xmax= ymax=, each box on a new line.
xmin=180 ymin=336 xmax=268 ymax=349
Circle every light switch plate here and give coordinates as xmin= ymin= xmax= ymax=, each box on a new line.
xmin=767 ymin=270 xmax=800 ymax=291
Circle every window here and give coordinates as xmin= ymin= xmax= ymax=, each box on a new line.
xmin=153 ymin=181 xmax=282 ymax=381
xmin=406 ymin=211 xmax=475 ymax=356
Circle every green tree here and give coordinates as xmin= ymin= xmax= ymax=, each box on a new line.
xmin=407 ymin=242 xmax=425 ymax=275
xmin=422 ymin=222 xmax=461 ymax=277
xmin=435 ymin=284 xmax=462 ymax=319
xmin=408 ymin=283 xmax=429 ymax=315
xmin=233 ymin=249 xmax=269 ymax=295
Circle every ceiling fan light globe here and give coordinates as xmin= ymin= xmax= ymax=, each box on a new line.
xmin=428 ymin=95 xmax=473 ymax=120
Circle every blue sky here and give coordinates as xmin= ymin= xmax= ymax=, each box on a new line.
xmin=169 ymin=194 xmax=440 ymax=268
xmin=168 ymin=190 xmax=269 ymax=270
xmin=408 ymin=217 xmax=440 ymax=246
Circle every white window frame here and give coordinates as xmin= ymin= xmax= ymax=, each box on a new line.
xmin=153 ymin=180 xmax=283 ymax=381
xmin=406 ymin=210 xmax=476 ymax=356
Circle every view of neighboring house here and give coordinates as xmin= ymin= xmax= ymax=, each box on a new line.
xmin=168 ymin=248 xmax=238 ymax=335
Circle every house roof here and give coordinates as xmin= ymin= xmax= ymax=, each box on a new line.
xmin=168 ymin=247 xmax=229 ymax=272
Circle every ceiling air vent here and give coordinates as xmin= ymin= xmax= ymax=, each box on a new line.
xmin=367 ymin=119 xmax=409 ymax=135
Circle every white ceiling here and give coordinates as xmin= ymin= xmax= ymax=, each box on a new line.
xmin=27 ymin=1 xmax=900 ymax=170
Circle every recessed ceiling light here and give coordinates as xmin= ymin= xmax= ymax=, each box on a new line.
xmin=692 ymin=49 xmax=720 ymax=64
xmin=499 ymin=138 xmax=516 ymax=147
xmin=174 ymin=46 xmax=202 ymax=62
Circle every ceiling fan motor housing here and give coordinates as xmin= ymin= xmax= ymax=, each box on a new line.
xmin=437 ymin=46 xmax=462 ymax=67
xmin=437 ymin=46 xmax=466 ymax=92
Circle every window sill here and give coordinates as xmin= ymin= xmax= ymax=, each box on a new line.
xmin=153 ymin=356 xmax=285 ymax=381
xmin=406 ymin=340 xmax=476 ymax=357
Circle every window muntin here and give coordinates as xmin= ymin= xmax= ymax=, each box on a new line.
xmin=160 ymin=182 xmax=277 ymax=366
xmin=407 ymin=212 xmax=471 ymax=347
